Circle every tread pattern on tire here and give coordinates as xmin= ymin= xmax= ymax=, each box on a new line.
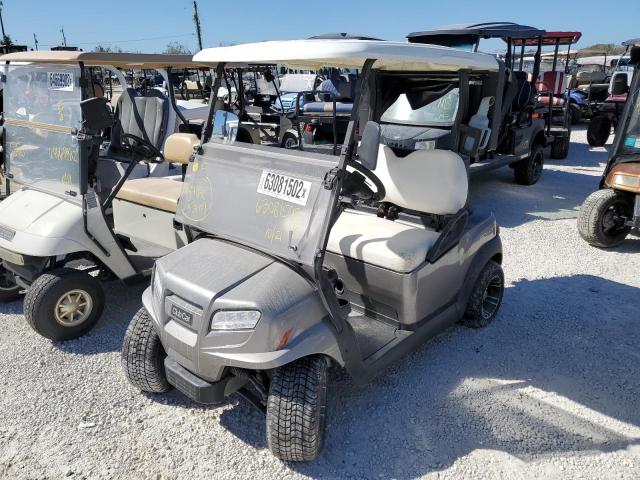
xmin=577 ymin=189 xmax=632 ymax=248
xmin=514 ymin=143 xmax=544 ymax=185
xmin=121 ymin=307 xmax=171 ymax=393
xmin=24 ymin=268 xmax=104 ymax=341
xmin=461 ymin=260 xmax=504 ymax=329
xmin=267 ymin=356 xmax=327 ymax=462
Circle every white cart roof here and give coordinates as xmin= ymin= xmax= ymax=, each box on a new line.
xmin=0 ymin=51 xmax=207 ymax=69
xmin=193 ymin=39 xmax=499 ymax=72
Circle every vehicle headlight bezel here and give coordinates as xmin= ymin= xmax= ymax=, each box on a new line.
xmin=210 ymin=310 xmax=261 ymax=331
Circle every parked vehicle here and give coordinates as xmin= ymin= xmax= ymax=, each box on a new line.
xmin=408 ymin=22 xmax=566 ymax=183
xmin=0 ymin=51 xmax=212 ymax=339
xmin=121 ymin=38 xmax=504 ymax=462
xmin=587 ymin=39 xmax=640 ymax=147
xmin=578 ymin=45 xmax=640 ymax=247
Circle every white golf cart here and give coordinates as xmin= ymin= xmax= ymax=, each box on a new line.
xmin=0 ymin=51 xmax=219 ymax=340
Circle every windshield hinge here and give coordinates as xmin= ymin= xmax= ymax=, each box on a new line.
xmin=323 ymin=167 xmax=341 ymax=190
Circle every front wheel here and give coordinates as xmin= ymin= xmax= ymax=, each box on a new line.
xmin=121 ymin=308 xmax=171 ymax=393
xmin=24 ymin=268 xmax=105 ymax=341
xmin=0 ymin=265 xmax=21 ymax=302
xmin=514 ymin=143 xmax=544 ymax=185
xmin=550 ymin=130 xmax=571 ymax=160
xmin=266 ymin=356 xmax=328 ymax=462
xmin=281 ymin=131 xmax=299 ymax=149
xmin=578 ymin=189 xmax=633 ymax=248
xmin=461 ymin=260 xmax=505 ymax=328
xmin=587 ymin=116 xmax=611 ymax=147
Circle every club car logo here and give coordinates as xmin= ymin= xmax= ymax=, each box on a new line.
xmin=48 ymin=72 xmax=74 ymax=91
xmin=170 ymin=304 xmax=193 ymax=325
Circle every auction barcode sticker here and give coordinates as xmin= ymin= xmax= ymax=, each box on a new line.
xmin=48 ymin=72 xmax=74 ymax=91
xmin=257 ymin=170 xmax=311 ymax=206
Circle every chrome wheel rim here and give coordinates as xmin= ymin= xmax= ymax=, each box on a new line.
xmin=54 ymin=289 xmax=93 ymax=327
xmin=481 ymin=276 xmax=503 ymax=320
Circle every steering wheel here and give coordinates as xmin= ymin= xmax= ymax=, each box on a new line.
xmin=343 ymin=160 xmax=386 ymax=202
xmin=120 ymin=133 xmax=164 ymax=163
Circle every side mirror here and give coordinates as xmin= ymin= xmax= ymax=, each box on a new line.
xmin=212 ymin=109 xmax=239 ymax=144
xmin=80 ymin=97 xmax=113 ymax=131
xmin=630 ymin=46 xmax=640 ymax=66
xmin=358 ymin=121 xmax=380 ymax=170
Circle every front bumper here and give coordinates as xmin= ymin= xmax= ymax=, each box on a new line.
xmin=165 ymin=357 xmax=247 ymax=404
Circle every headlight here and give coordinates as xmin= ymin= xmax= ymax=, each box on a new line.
xmin=210 ymin=310 xmax=261 ymax=331
xmin=612 ymin=173 xmax=640 ymax=192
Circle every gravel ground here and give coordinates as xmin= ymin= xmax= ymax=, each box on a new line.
xmin=1 ymin=126 xmax=640 ymax=480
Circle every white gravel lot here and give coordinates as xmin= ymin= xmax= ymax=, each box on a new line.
xmin=1 ymin=126 xmax=640 ymax=480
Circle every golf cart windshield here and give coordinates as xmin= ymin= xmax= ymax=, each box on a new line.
xmin=381 ymin=87 xmax=459 ymax=127
xmin=175 ymin=122 xmax=340 ymax=266
xmin=3 ymin=63 xmax=83 ymax=196
xmin=621 ymin=85 xmax=640 ymax=155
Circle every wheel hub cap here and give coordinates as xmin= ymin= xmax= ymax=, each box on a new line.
xmin=54 ymin=289 xmax=93 ymax=327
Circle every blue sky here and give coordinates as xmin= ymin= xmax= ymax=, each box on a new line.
xmin=2 ymin=0 xmax=638 ymax=53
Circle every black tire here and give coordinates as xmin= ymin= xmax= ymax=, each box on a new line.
xmin=577 ymin=189 xmax=633 ymax=248
xmin=570 ymin=103 xmax=582 ymax=125
xmin=24 ymin=268 xmax=105 ymax=341
xmin=281 ymin=132 xmax=298 ymax=149
xmin=0 ymin=265 xmax=21 ymax=302
xmin=266 ymin=356 xmax=328 ymax=462
xmin=550 ymin=126 xmax=571 ymax=160
xmin=587 ymin=116 xmax=611 ymax=147
xmin=514 ymin=142 xmax=544 ymax=185
xmin=121 ymin=307 xmax=171 ymax=393
xmin=462 ymin=260 xmax=504 ymax=328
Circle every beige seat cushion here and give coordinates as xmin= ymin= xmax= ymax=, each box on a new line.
xmin=115 ymin=176 xmax=183 ymax=213
xmin=327 ymin=210 xmax=440 ymax=273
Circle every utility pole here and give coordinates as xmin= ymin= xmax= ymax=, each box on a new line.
xmin=60 ymin=27 xmax=67 ymax=47
xmin=33 ymin=33 xmax=38 ymax=50
xmin=0 ymin=1 xmax=6 ymax=40
xmin=192 ymin=1 xmax=203 ymax=51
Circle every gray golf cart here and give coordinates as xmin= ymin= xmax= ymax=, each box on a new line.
xmin=121 ymin=39 xmax=504 ymax=461
xmin=578 ymin=45 xmax=640 ymax=247
xmin=408 ymin=22 xmax=567 ymax=184
xmin=0 ymin=51 xmax=215 ymax=340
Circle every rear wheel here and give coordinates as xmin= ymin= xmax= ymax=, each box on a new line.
xmin=281 ymin=131 xmax=299 ymax=149
xmin=266 ymin=356 xmax=328 ymax=462
xmin=24 ymin=268 xmax=105 ymax=341
xmin=578 ymin=189 xmax=633 ymax=248
xmin=587 ymin=116 xmax=611 ymax=146
xmin=550 ymin=127 xmax=571 ymax=160
xmin=0 ymin=265 xmax=20 ymax=302
xmin=121 ymin=307 xmax=171 ymax=393
xmin=514 ymin=142 xmax=544 ymax=185
xmin=462 ymin=260 xmax=504 ymax=328
xmin=570 ymin=103 xmax=582 ymax=125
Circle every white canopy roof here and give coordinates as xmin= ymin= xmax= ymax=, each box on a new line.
xmin=193 ymin=39 xmax=499 ymax=72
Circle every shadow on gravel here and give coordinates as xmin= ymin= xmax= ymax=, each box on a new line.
xmin=55 ymin=281 xmax=147 ymax=355
xmin=469 ymin=130 xmax=611 ymax=229
xmin=277 ymin=274 xmax=640 ymax=479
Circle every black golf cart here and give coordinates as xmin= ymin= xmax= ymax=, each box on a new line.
xmin=408 ymin=22 xmax=564 ymax=185
xmin=586 ymin=39 xmax=640 ymax=147
xmin=578 ymin=45 xmax=640 ymax=247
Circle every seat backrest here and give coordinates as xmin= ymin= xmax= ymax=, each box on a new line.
xmin=501 ymin=70 xmax=518 ymax=120
xmin=374 ymin=145 xmax=468 ymax=215
xmin=536 ymin=71 xmax=565 ymax=95
xmin=110 ymin=88 xmax=169 ymax=152
xmin=512 ymin=71 xmax=532 ymax=111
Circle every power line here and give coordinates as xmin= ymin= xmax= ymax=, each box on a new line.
xmin=36 ymin=33 xmax=194 ymax=47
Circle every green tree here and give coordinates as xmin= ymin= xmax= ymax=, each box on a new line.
xmin=164 ymin=41 xmax=191 ymax=55
xmin=93 ymin=44 xmax=124 ymax=53
xmin=580 ymin=43 xmax=626 ymax=56
xmin=2 ymin=34 xmax=12 ymax=46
